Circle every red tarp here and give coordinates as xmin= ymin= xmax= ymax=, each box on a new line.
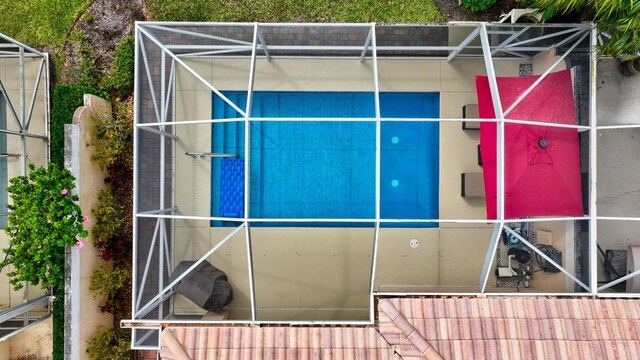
xmin=476 ymin=69 xmax=583 ymax=219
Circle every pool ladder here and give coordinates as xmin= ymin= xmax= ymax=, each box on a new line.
xmin=185 ymin=152 xmax=238 ymax=159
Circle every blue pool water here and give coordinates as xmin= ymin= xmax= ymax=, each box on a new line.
xmin=211 ymin=91 xmax=439 ymax=227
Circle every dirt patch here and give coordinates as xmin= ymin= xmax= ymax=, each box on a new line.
xmin=61 ymin=0 xmax=144 ymax=84
xmin=434 ymin=0 xmax=522 ymax=22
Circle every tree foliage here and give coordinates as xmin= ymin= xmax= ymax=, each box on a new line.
xmin=51 ymin=85 xmax=109 ymax=167
xmin=0 ymin=164 xmax=88 ymax=291
xmin=526 ymin=0 xmax=640 ymax=57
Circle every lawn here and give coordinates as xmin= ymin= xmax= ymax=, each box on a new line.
xmin=0 ymin=0 xmax=92 ymax=47
xmin=147 ymin=0 xmax=444 ymax=23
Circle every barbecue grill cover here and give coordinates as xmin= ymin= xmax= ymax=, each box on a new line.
xmin=168 ymin=260 xmax=233 ymax=312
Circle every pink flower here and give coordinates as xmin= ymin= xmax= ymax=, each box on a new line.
xmin=67 ymin=214 xmax=72 ymax=218
xmin=76 ymin=240 xmax=84 ymax=249
xmin=83 ymin=216 xmax=90 ymax=222
xmin=61 ymin=189 xmax=68 ymax=195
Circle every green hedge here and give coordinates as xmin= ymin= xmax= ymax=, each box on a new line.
xmin=103 ymin=36 xmax=135 ymax=98
xmin=51 ymin=85 xmax=109 ymax=167
xmin=53 ymin=288 xmax=64 ymax=360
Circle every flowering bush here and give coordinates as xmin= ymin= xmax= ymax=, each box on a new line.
xmin=0 ymin=163 xmax=88 ymax=291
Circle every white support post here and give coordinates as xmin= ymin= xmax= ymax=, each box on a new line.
xmin=138 ymin=126 xmax=178 ymax=139
xmin=135 ymin=219 xmax=161 ymax=311
xmin=138 ymin=35 xmax=162 ymax=123
xmin=369 ymin=223 xmax=380 ymax=323
xmin=549 ymin=28 xmax=589 ymax=51
xmin=163 ymin=60 xmax=175 ymax=125
xmin=589 ymin=26 xmax=598 ymax=295
xmin=24 ymin=58 xmax=45 ymax=130
xmin=503 ymin=226 xmax=591 ymax=292
xmin=598 ymin=268 xmax=640 ymax=292
xmin=0 ymin=80 xmax=23 ymax=131
xmin=503 ymin=27 xmax=583 ymax=49
xmin=145 ymin=24 xmax=255 ymax=46
xmin=360 ymin=27 xmax=373 ymax=62
xmin=244 ymin=23 xmax=260 ymax=322
xmin=179 ymin=48 xmax=254 ymax=58
xmin=19 ymin=47 xmax=25 ymax=129
xmin=370 ymin=22 xmax=381 ymax=322
xmin=256 ymin=28 xmax=271 ymax=61
xmin=447 ymin=27 xmax=480 ymax=62
xmin=372 ymin=23 xmax=381 ymax=220
xmin=480 ymin=24 xmax=505 ymax=220
xmin=479 ymin=223 xmax=502 ymax=292
xmin=132 ymin=25 xmax=141 ymax=325
xmin=245 ymin=224 xmax=256 ymax=321
xmin=158 ymin=49 xmax=167 ymax=319
xmin=491 ymin=27 xmax=530 ymax=55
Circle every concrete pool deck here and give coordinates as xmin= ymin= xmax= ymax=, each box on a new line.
xmin=159 ymin=54 xmax=577 ymax=319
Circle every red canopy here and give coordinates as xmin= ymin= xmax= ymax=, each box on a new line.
xmin=476 ymin=69 xmax=583 ymax=220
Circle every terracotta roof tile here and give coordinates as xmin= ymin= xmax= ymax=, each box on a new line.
xmin=161 ymin=298 xmax=640 ymax=360
xmin=377 ymin=298 xmax=640 ymax=359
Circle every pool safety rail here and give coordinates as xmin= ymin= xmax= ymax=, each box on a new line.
xmin=128 ymin=21 xmax=640 ymax=346
xmin=185 ymin=152 xmax=238 ymax=159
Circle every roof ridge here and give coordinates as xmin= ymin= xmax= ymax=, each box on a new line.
xmin=379 ymin=300 xmax=444 ymax=360
xmin=160 ymin=328 xmax=191 ymax=360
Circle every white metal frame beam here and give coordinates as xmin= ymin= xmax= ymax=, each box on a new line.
xmin=130 ymin=23 xmax=608 ymax=336
xmin=0 ymin=32 xmax=50 ymax=342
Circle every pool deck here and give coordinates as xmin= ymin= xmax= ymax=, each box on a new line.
xmin=168 ymin=55 xmax=576 ymax=319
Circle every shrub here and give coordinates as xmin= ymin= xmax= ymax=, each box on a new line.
xmin=461 ymin=0 xmax=497 ymax=12
xmin=68 ymin=29 xmax=100 ymax=87
xmin=102 ymin=36 xmax=135 ymax=98
xmin=90 ymin=266 xmax=132 ymax=321
xmin=90 ymin=98 xmax=133 ymax=171
xmin=92 ymin=190 xmax=131 ymax=262
xmin=51 ymin=85 xmax=109 ymax=167
xmin=0 ymin=163 xmax=88 ymax=291
xmin=86 ymin=327 xmax=134 ymax=360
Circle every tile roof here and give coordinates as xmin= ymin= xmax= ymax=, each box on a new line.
xmin=378 ymin=297 xmax=640 ymax=360
xmin=160 ymin=326 xmax=402 ymax=360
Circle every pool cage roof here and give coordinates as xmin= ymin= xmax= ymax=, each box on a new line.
xmin=0 ymin=33 xmax=50 ymax=341
xmin=128 ymin=21 xmax=640 ymax=347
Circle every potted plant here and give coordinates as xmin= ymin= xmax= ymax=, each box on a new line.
xmin=620 ymin=57 xmax=640 ymax=76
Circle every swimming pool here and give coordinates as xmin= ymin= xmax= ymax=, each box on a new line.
xmin=211 ymin=91 xmax=439 ymax=226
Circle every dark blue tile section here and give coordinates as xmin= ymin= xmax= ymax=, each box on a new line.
xmin=219 ymin=159 xmax=245 ymax=218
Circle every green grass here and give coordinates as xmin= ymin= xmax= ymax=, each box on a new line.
xmin=0 ymin=0 xmax=92 ymax=47
xmin=147 ymin=0 xmax=443 ymax=23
